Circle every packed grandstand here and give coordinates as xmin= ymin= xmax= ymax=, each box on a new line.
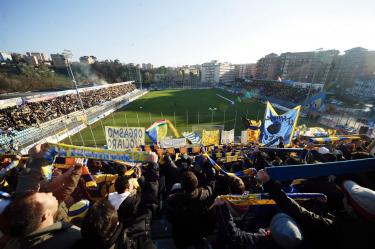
xmin=0 ymin=81 xmax=374 ymax=249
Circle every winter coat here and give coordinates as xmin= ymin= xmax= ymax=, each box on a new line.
xmin=264 ymin=180 xmax=375 ymax=249
xmin=215 ymin=204 xmax=278 ymax=249
xmin=167 ymin=185 xmax=215 ymax=248
xmin=4 ymin=222 xmax=81 ymax=249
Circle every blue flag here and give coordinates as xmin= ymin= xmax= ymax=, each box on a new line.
xmin=260 ymin=102 xmax=300 ymax=146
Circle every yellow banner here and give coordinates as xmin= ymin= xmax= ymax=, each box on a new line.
xmin=202 ymin=130 xmax=220 ymax=146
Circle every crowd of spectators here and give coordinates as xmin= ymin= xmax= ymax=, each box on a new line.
xmin=0 ymin=136 xmax=374 ymax=249
xmin=245 ymin=82 xmax=319 ymax=104
xmin=0 ymin=83 xmax=136 ymax=132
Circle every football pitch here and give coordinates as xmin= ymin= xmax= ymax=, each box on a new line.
xmin=64 ymin=89 xmax=309 ymax=147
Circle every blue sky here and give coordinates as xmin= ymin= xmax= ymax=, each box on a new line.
xmin=1 ymin=0 xmax=375 ymax=66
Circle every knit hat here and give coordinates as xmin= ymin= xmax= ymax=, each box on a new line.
xmin=270 ymin=213 xmax=303 ymax=249
xmin=68 ymin=199 xmax=90 ymax=221
xmin=342 ymin=180 xmax=375 ymax=220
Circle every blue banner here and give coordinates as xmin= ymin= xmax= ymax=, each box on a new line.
xmin=260 ymin=102 xmax=300 ymax=146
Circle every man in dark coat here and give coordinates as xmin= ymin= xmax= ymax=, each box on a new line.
xmin=257 ymin=169 xmax=375 ymax=249
xmin=167 ymin=171 xmax=215 ymax=249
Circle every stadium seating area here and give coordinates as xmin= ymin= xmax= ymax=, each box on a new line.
xmin=0 ymin=83 xmax=136 ymax=132
xmin=245 ymin=81 xmax=319 ymax=104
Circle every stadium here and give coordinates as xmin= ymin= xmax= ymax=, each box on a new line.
xmin=1 ymin=79 xmax=375 ymax=249
xmin=1 ymin=1 xmax=375 ymax=248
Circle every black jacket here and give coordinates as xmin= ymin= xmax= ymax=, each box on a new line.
xmin=264 ymin=180 xmax=375 ymax=249
xmin=167 ymin=186 xmax=215 ymax=248
xmin=215 ymin=204 xmax=278 ymax=249
xmin=5 ymin=222 xmax=81 ymax=249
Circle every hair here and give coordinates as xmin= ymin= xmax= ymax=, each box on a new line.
xmin=4 ymin=191 xmax=44 ymax=236
xmin=116 ymin=164 xmax=127 ymax=176
xmin=114 ymin=175 xmax=130 ymax=194
xmin=87 ymin=159 xmax=102 ymax=174
xmin=81 ymin=200 xmax=119 ymax=247
xmin=229 ymin=176 xmax=245 ymax=195
xmin=181 ymin=171 xmax=198 ymax=193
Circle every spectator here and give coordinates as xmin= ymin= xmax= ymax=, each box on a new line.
xmin=109 ymin=175 xmax=134 ymax=210
xmin=257 ymin=169 xmax=375 ymax=249
xmin=167 ymin=171 xmax=215 ymax=249
xmin=4 ymin=191 xmax=81 ymax=249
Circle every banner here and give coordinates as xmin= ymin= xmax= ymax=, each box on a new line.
xmin=160 ymin=138 xmax=187 ymax=148
xmin=202 ymin=130 xmax=220 ymax=146
xmin=182 ymin=131 xmax=201 ymax=144
xmin=260 ymin=102 xmax=300 ymax=146
xmin=44 ymin=143 xmax=147 ymax=163
xmin=105 ymin=126 xmax=145 ymax=150
xmin=221 ymin=129 xmax=234 ymax=144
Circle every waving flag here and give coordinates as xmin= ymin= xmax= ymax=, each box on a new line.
xmin=260 ymin=102 xmax=300 ymax=146
xmin=146 ymin=120 xmax=168 ymax=144
xmin=182 ymin=131 xmax=201 ymax=144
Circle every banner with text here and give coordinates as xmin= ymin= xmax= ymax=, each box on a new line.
xmin=105 ymin=126 xmax=145 ymax=150
xmin=160 ymin=138 xmax=187 ymax=148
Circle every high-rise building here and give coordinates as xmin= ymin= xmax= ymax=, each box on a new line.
xmin=255 ymin=53 xmax=280 ymax=80
xmin=79 ymin=56 xmax=97 ymax=64
xmin=201 ymin=60 xmax=235 ymax=84
xmin=351 ymin=77 xmax=375 ymax=98
xmin=25 ymin=55 xmax=39 ymax=66
xmin=235 ymin=63 xmax=256 ymax=79
xmin=175 ymin=65 xmax=201 ymax=83
xmin=142 ymin=63 xmax=153 ymax=70
xmin=50 ymin=53 xmax=69 ymax=68
xmin=26 ymin=52 xmax=50 ymax=64
xmin=329 ymin=47 xmax=375 ymax=90
xmin=279 ymin=49 xmax=339 ymax=84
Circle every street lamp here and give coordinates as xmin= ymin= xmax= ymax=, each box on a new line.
xmin=208 ymin=107 xmax=217 ymax=122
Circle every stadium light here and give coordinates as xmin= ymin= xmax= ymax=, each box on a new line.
xmin=208 ymin=107 xmax=217 ymax=122
xmin=63 ymin=49 xmax=86 ymax=113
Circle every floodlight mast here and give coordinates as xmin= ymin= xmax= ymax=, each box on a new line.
xmin=63 ymin=50 xmax=86 ymax=113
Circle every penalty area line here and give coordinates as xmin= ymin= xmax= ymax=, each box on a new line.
xmin=216 ymin=94 xmax=235 ymax=105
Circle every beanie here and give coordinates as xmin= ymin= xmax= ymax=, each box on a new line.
xmin=342 ymin=180 xmax=375 ymax=220
xmin=270 ymin=213 xmax=303 ymax=249
xmin=68 ymin=199 xmax=90 ymax=221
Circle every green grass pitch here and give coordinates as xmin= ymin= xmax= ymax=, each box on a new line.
xmin=64 ymin=89 xmax=311 ymax=147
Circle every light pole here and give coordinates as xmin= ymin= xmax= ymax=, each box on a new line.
xmin=209 ymin=107 xmax=217 ymax=123
xmin=63 ymin=50 xmax=85 ymax=112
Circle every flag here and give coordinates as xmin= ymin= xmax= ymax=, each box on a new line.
xmin=260 ymin=102 xmax=301 ymax=146
xmin=146 ymin=120 xmax=168 ymax=144
xmin=221 ymin=129 xmax=234 ymax=144
xmin=241 ymin=129 xmax=260 ymax=144
xmin=242 ymin=117 xmax=262 ymax=130
xmin=182 ymin=131 xmax=201 ymax=144
xmin=202 ymin=130 xmax=220 ymax=146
